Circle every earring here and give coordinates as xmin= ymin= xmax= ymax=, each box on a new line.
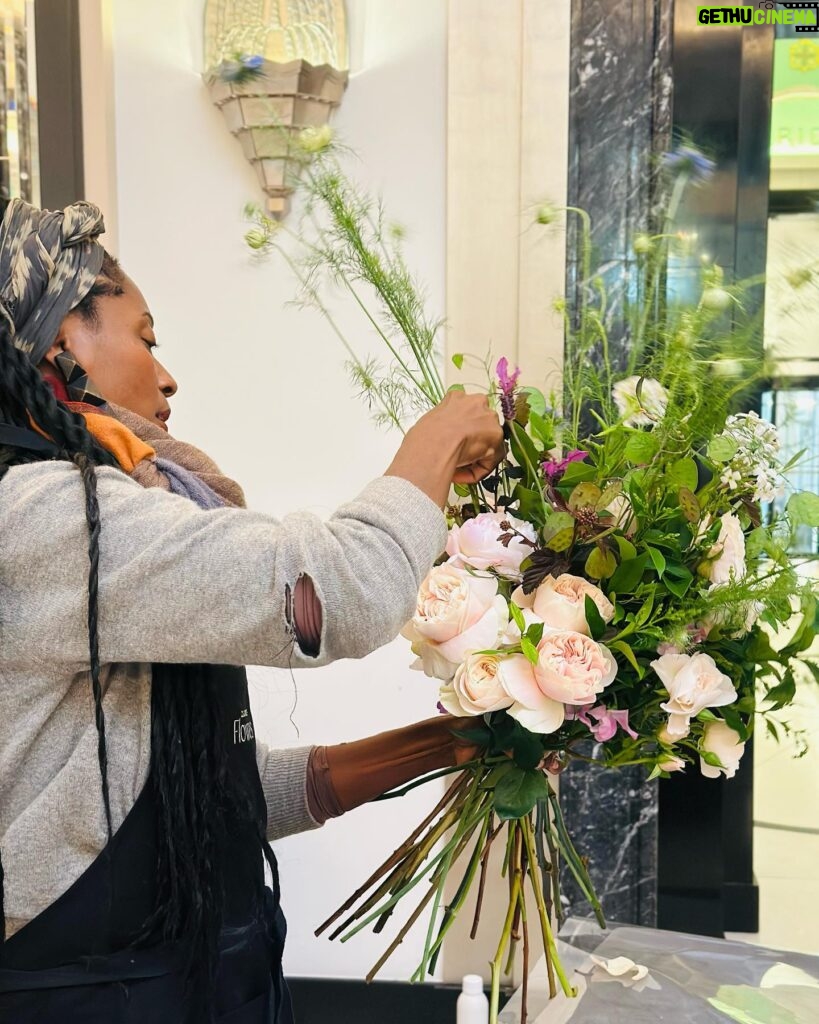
xmin=54 ymin=351 xmax=106 ymax=407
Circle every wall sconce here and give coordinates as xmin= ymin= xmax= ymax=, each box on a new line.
xmin=204 ymin=0 xmax=349 ymax=219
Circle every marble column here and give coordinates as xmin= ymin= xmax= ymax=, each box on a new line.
xmin=558 ymin=0 xmax=674 ymax=928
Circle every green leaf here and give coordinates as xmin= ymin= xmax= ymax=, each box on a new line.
xmin=528 ymin=411 xmax=554 ymax=447
xmin=664 ymin=568 xmax=693 ymax=598
xmin=509 ymin=422 xmax=543 ymax=481
xmin=520 ymin=386 xmax=547 ymax=418
xmin=678 ymin=487 xmax=700 ymax=524
xmin=615 ymin=535 xmax=637 ymax=561
xmin=544 ymin=510 xmax=575 ymax=552
xmin=609 ymin=553 xmax=650 ymax=594
xmin=452 ymin=353 xmax=465 ymax=370
xmin=609 ymin=639 xmax=642 ymax=677
xmin=509 ymin=602 xmax=525 ymax=633
xmin=511 ymin=484 xmax=546 ymax=526
xmin=453 ymin=483 xmax=471 ymax=498
xmin=525 ymin=621 xmax=544 ymax=647
xmin=511 ymin=731 xmax=545 ymax=771
xmin=708 ymin=436 xmax=739 ymax=463
xmin=700 ymin=750 xmax=725 ymax=769
xmin=493 ymin=767 xmax=550 ymax=820
xmin=585 ymin=546 xmax=617 ymax=581
xmin=447 ymin=383 xmax=466 ymax=393
xmin=647 ymin=546 xmax=667 ymax=577
xmin=667 ymin=457 xmax=699 ymax=492
xmin=584 ymin=595 xmax=606 ymax=639
xmin=634 ymin=593 xmax=655 ymax=628
xmin=597 ymin=481 xmax=623 ymax=510
xmin=765 ymin=673 xmax=796 ymax=710
xmin=787 ymin=491 xmax=819 ymax=528
xmin=521 ymin=636 xmax=539 ymax=665
xmin=568 ymin=482 xmax=602 ymax=510
xmin=624 ymin=431 xmax=660 ymax=464
xmin=561 ymin=461 xmax=597 ymax=484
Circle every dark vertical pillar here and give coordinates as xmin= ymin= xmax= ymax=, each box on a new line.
xmin=33 ymin=0 xmax=84 ymax=208
xmin=657 ymin=0 xmax=772 ymax=936
xmin=559 ymin=0 xmax=675 ymax=928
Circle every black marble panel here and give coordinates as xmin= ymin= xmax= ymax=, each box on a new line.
xmin=560 ymin=0 xmax=675 ymax=929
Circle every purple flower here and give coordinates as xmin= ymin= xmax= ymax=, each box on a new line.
xmin=542 ymin=449 xmax=587 ymax=481
xmin=242 ymin=54 xmax=264 ymax=70
xmin=496 ymin=356 xmax=521 ymax=421
xmin=661 ymin=146 xmax=715 ymax=184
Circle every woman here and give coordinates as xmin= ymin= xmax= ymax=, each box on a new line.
xmin=0 ymin=199 xmax=503 ymax=1022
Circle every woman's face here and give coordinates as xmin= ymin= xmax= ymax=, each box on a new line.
xmin=43 ymin=274 xmax=178 ymax=430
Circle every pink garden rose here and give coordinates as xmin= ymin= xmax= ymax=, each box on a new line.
xmin=446 ymin=512 xmax=537 ymax=576
xmin=439 ymin=653 xmax=515 ymax=717
xmin=651 ymin=651 xmax=737 ymax=739
xmin=502 ymin=629 xmax=617 ymax=711
xmin=492 ymin=654 xmax=565 ymax=734
xmin=519 ymin=574 xmax=615 ymax=636
xmin=402 ymin=564 xmax=508 ymax=681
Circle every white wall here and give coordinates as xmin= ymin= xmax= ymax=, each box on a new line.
xmin=110 ymin=0 xmax=448 ymax=981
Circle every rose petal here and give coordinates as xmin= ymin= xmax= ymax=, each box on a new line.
xmin=507 ymin=699 xmax=565 ymax=734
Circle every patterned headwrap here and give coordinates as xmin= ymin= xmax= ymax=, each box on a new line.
xmin=0 ymin=198 xmax=106 ymax=365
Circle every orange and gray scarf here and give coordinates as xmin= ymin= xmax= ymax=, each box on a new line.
xmin=49 ymin=376 xmax=246 ymax=511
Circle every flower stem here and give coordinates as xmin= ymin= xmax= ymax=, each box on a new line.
xmin=522 ymin=815 xmax=576 ymax=999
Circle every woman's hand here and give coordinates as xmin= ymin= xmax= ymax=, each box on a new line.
xmin=310 ymin=715 xmax=488 ymax=818
xmin=385 ymin=391 xmax=504 ymax=507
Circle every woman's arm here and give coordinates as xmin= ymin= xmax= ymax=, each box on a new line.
xmin=258 ymin=717 xmax=477 ymax=842
xmin=1 ymin=462 xmax=446 ymax=669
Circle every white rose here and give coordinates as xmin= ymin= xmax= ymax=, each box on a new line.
xmin=651 ymin=651 xmax=737 ymax=739
xmin=530 ymin=574 xmax=615 ymax=636
xmin=658 ymin=755 xmax=686 ymax=773
xmin=440 ymin=653 xmax=515 ymax=717
xmin=707 ymin=513 xmax=747 ymax=586
xmin=612 ymin=376 xmax=668 ymax=428
xmin=700 ymin=720 xmax=745 ymax=779
xmin=446 ymin=512 xmax=537 ymax=576
xmin=606 ymin=494 xmax=637 ymax=537
xmin=402 ymin=565 xmax=508 ymax=680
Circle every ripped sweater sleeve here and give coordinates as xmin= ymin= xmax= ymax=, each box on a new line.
xmin=0 ymin=462 xmax=447 ymax=670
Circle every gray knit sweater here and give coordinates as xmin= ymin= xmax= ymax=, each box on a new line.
xmin=0 ymin=461 xmax=446 ymax=937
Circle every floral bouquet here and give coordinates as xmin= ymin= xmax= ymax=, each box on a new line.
xmin=246 ymin=139 xmax=819 ymax=1022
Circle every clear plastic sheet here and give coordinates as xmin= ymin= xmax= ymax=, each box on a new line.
xmin=499 ymin=918 xmax=819 ymax=1024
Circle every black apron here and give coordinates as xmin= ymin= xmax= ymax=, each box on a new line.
xmin=0 ymin=664 xmax=293 ymax=1024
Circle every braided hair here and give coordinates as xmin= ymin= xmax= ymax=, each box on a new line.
xmin=0 ymin=265 xmax=278 ymax=1003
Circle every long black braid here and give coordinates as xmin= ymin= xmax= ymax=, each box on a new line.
xmin=0 ymin=280 xmax=279 ymax=999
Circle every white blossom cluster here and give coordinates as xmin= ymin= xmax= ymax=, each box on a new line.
xmin=717 ymin=411 xmax=783 ymax=503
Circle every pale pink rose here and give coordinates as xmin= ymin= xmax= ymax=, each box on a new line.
xmin=657 ymin=721 xmax=689 ymax=743
xmin=534 ymin=630 xmax=618 ymax=706
xmin=446 ymin=512 xmax=537 ymax=576
xmin=707 ymin=513 xmax=747 ymax=586
xmin=441 ymin=653 xmax=515 ymax=717
xmin=532 ymin=574 xmax=615 ymax=636
xmin=699 ymin=720 xmax=745 ymax=779
xmin=659 ymin=755 xmax=686 ymax=773
xmin=651 ymin=651 xmax=737 ymax=739
xmin=402 ymin=565 xmax=508 ymax=680
xmin=495 ymin=654 xmax=565 ymax=734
